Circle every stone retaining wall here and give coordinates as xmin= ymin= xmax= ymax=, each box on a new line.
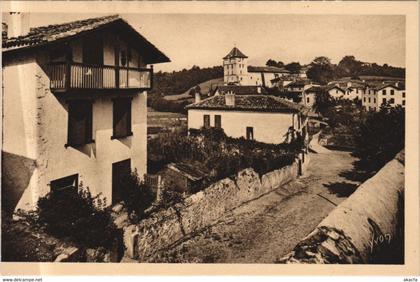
xmin=126 ymin=154 xmax=309 ymax=261
xmin=279 ymin=151 xmax=404 ymax=264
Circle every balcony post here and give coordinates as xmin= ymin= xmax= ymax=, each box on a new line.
xmin=150 ymin=64 xmax=154 ymax=89
xmin=65 ymin=61 xmax=71 ymax=90
xmin=114 ymin=45 xmax=120 ymax=88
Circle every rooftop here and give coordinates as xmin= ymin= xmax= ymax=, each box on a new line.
xmin=214 ymin=85 xmax=267 ymax=95
xmin=2 ymin=14 xmax=170 ymax=64
xmin=167 ymin=162 xmax=208 ymax=181
xmin=248 ymin=65 xmax=290 ymax=73
xmin=223 ymin=47 xmax=248 ymax=60
xmin=186 ymin=94 xmax=309 ymax=114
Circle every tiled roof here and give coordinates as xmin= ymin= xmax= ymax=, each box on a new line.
xmin=186 ymin=95 xmax=309 ymax=114
xmin=286 ymin=80 xmax=311 ymax=88
xmin=214 ymin=85 xmax=267 ymax=95
xmin=305 ymin=86 xmax=325 ymax=94
xmin=248 ymin=65 xmax=290 ymax=73
xmin=325 ymin=85 xmax=345 ymax=92
xmin=2 ymin=14 xmax=170 ymax=64
xmin=223 ymin=47 xmax=248 ymax=59
xmin=368 ymin=82 xmax=405 ymax=91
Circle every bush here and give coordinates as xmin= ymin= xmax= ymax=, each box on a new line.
xmin=37 ymin=186 xmax=121 ymax=249
xmin=119 ymin=170 xmax=156 ymax=221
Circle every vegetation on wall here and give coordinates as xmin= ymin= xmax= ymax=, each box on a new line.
xmin=148 ymin=128 xmax=303 ymax=193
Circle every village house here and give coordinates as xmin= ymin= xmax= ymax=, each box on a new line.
xmin=223 ymin=47 xmax=290 ymax=87
xmin=186 ymin=93 xmax=309 ymax=144
xmin=362 ymin=81 xmax=406 ymax=111
xmin=1 ymin=14 xmax=169 ymax=214
xmin=302 ymin=86 xmax=324 ymax=108
xmin=326 ymin=85 xmax=346 ymax=100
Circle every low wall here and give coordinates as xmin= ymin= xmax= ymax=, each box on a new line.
xmin=279 ymin=151 xmax=405 ymax=264
xmin=128 ymin=155 xmax=309 ymax=261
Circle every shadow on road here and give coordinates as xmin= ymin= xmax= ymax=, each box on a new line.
xmin=323 ymin=181 xmax=358 ymax=197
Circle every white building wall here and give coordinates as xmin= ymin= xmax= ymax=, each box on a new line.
xmin=188 ymin=109 xmax=299 ymax=144
xmin=2 ymin=31 xmax=149 ymax=212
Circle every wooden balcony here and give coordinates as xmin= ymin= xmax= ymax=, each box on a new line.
xmin=49 ymin=62 xmax=153 ymax=92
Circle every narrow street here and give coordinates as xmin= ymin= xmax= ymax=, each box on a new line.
xmin=149 ymin=150 xmax=361 ymax=263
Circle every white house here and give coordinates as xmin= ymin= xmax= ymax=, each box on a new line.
xmin=1 ymin=14 xmax=169 ymax=213
xmin=223 ymin=47 xmax=290 ymax=87
xmin=326 ymin=85 xmax=346 ymax=99
xmin=186 ymin=93 xmax=309 ymax=144
xmin=362 ymin=82 xmax=406 ymax=111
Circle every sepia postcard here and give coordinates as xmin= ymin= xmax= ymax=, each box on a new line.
xmin=0 ymin=0 xmax=419 ymax=277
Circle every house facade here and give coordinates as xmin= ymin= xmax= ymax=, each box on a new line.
xmin=223 ymin=47 xmax=289 ymax=87
xmin=1 ymin=14 xmax=169 ymax=213
xmin=362 ymin=82 xmax=406 ymax=111
xmin=186 ymin=93 xmax=309 ymax=144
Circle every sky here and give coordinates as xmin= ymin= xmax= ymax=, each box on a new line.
xmin=3 ymin=13 xmax=406 ymax=72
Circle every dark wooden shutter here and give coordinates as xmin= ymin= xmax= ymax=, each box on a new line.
xmin=203 ymin=115 xmax=210 ymax=129
xmin=68 ymin=100 xmax=92 ymax=146
xmin=215 ymin=115 xmax=221 ymax=128
xmin=113 ymin=98 xmax=132 ymax=138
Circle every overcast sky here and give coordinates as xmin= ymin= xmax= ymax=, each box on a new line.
xmin=4 ymin=13 xmax=406 ymax=72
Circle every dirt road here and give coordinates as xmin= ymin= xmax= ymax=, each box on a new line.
xmin=149 ymin=150 xmax=361 ymax=263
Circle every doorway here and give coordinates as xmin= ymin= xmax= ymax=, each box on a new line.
xmin=112 ymin=159 xmax=131 ymax=205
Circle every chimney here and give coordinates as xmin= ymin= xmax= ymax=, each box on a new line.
xmin=2 ymin=23 xmax=8 ymax=40
xmin=347 ymin=82 xmax=352 ymax=87
xmin=395 ymin=82 xmax=399 ymax=87
xmin=257 ymin=86 xmax=261 ymax=94
xmin=8 ymin=12 xmax=30 ymax=38
xmin=195 ymin=92 xmax=201 ymax=103
xmin=225 ymin=91 xmax=235 ymax=106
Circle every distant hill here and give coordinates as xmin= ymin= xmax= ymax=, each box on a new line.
xmin=150 ymin=65 xmax=223 ymax=97
xmin=164 ymin=77 xmax=224 ymax=101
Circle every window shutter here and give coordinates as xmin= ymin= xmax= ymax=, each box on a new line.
xmin=113 ymin=98 xmax=132 ymax=138
xmin=68 ymin=100 xmax=92 ymax=146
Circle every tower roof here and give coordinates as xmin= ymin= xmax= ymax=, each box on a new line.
xmin=223 ymin=47 xmax=248 ymax=59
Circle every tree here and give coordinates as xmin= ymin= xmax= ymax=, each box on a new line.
xmin=307 ymin=56 xmax=335 ymax=85
xmin=313 ymin=89 xmax=335 ymax=116
xmin=285 ymin=62 xmax=301 ymax=74
xmin=266 ymin=59 xmax=278 ymax=67
xmin=311 ymin=56 xmax=332 ymax=66
xmin=337 ymin=55 xmax=363 ymax=76
xmin=352 ymin=106 xmax=405 ymax=176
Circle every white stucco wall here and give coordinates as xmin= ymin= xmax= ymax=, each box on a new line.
xmin=187 ymin=109 xmax=300 ymax=144
xmin=2 ymin=30 xmax=149 ymax=212
xmin=362 ymin=85 xmax=405 ymax=111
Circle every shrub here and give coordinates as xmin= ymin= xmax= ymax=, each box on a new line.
xmin=37 ymin=185 xmax=121 ymax=249
xmin=119 ymin=170 xmax=156 ymax=221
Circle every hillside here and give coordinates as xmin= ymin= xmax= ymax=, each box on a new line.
xmin=164 ymin=77 xmax=224 ymax=101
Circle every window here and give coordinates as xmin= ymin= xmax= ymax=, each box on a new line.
xmin=382 ymin=98 xmax=387 ymax=104
xmin=246 ymin=127 xmax=254 ymax=140
xmin=389 ymin=98 xmax=395 ymax=104
xmin=402 ymin=100 xmax=405 ymax=106
xmin=67 ymin=100 xmax=93 ymax=147
xmin=368 ymin=98 xmax=371 ymax=103
xmin=203 ymin=115 xmax=210 ymax=128
xmin=391 ymin=89 xmax=395 ymax=95
xmin=307 ymin=97 xmax=310 ymax=103
xmin=402 ymin=92 xmax=405 ymax=98
xmin=382 ymin=89 xmax=386 ymax=95
xmin=50 ymin=174 xmax=78 ymax=194
xmin=364 ymin=97 xmax=366 ymax=102
xmin=374 ymin=98 xmax=376 ymax=103
xmin=214 ymin=115 xmax=222 ymax=128
xmin=112 ymin=98 xmax=132 ymax=139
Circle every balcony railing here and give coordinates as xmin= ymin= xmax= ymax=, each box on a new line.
xmin=49 ymin=62 xmax=152 ymax=91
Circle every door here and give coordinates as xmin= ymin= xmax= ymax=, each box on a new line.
xmin=82 ymin=35 xmax=104 ymax=88
xmin=112 ymin=159 xmax=131 ymax=205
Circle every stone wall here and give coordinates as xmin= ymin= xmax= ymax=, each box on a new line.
xmin=279 ymin=151 xmax=404 ymax=264
xmin=127 ymin=155 xmax=309 ymax=261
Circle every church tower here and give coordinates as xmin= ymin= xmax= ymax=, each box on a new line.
xmin=223 ymin=47 xmax=248 ymax=85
